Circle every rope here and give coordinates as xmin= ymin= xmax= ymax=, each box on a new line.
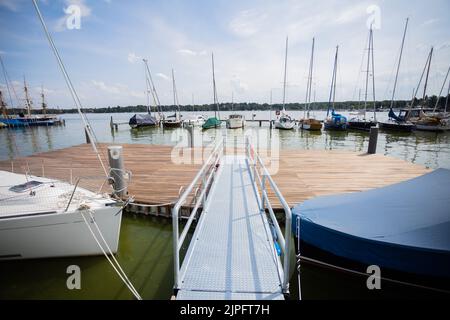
xmin=80 ymin=209 xmax=142 ymax=300
xmin=296 ymin=254 xmax=450 ymax=295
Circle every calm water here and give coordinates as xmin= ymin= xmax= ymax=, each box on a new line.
xmin=0 ymin=110 xmax=449 ymax=299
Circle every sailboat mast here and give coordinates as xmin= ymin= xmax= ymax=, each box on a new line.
xmin=143 ymin=59 xmax=162 ymax=117
xmin=231 ymin=91 xmax=234 ymax=111
xmin=32 ymin=0 xmax=107 ymax=176
xmin=433 ymin=65 xmax=450 ymax=112
xmin=370 ymin=28 xmax=377 ymax=121
xmin=211 ymin=53 xmax=220 ymax=119
xmin=23 ymin=77 xmax=32 ymax=117
xmin=363 ymin=26 xmax=372 ymax=120
xmin=41 ymin=85 xmax=47 ymax=115
xmin=408 ymin=49 xmax=433 ymax=113
xmin=422 ymin=47 xmax=433 ymax=101
xmin=305 ymin=38 xmax=315 ymax=118
xmin=0 ymin=55 xmax=15 ymax=109
xmin=444 ymin=79 xmax=450 ymax=114
xmin=282 ymin=37 xmax=288 ymax=111
xmin=390 ymin=18 xmax=409 ymax=110
xmin=332 ymin=46 xmax=338 ymax=111
xmin=327 ymin=45 xmax=338 ymax=117
xmin=143 ymin=61 xmax=151 ymax=114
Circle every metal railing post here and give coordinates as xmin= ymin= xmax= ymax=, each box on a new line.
xmin=261 ymin=174 xmax=266 ymax=211
xmin=172 ymin=205 xmax=180 ymax=289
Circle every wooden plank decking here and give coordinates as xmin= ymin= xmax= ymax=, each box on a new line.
xmin=0 ymin=143 xmax=430 ymax=210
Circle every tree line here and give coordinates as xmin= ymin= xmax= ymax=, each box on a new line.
xmin=5 ymin=94 xmax=449 ymax=115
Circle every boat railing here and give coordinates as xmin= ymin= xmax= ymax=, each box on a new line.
xmin=245 ymin=136 xmax=292 ymax=294
xmin=172 ymin=140 xmax=224 ymax=289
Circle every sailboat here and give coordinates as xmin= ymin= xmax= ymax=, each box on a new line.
xmin=274 ymin=37 xmax=295 ymax=130
xmin=0 ymin=74 xmax=57 ymax=127
xmin=129 ymin=59 xmax=160 ymax=128
xmin=183 ymin=94 xmax=206 ymax=127
xmin=299 ymin=38 xmax=322 ymax=131
xmin=226 ymin=92 xmax=245 ymax=129
xmin=163 ymin=69 xmax=183 ymax=128
xmin=348 ymin=26 xmax=378 ymax=131
xmin=0 ymin=0 xmax=124 ymax=260
xmin=379 ymin=19 xmax=415 ymax=132
xmin=324 ymin=45 xmax=348 ymax=130
xmin=202 ymin=53 xmax=222 ymax=130
xmin=415 ymin=65 xmax=450 ymax=132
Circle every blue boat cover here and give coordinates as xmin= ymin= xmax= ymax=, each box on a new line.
xmin=388 ymin=108 xmax=404 ymax=122
xmin=292 ymin=169 xmax=450 ymax=278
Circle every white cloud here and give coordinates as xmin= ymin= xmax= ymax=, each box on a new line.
xmin=229 ymin=9 xmax=268 ymax=37
xmin=177 ymin=49 xmax=207 ymax=57
xmin=127 ymin=52 xmax=141 ymax=63
xmin=91 ymin=80 xmax=143 ymax=99
xmin=0 ymin=0 xmax=22 ymax=12
xmin=421 ymin=18 xmax=439 ymax=26
xmin=156 ymin=73 xmax=170 ymax=81
xmin=334 ymin=3 xmax=367 ymax=25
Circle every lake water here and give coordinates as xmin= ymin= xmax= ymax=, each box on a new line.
xmin=0 ymin=110 xmax=448 ymax=299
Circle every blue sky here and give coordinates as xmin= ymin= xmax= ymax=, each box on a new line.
xmin=0 ymin=0 xmax=449 ymax=109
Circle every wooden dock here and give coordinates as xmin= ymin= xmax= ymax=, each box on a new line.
xmin=0 ymin=143 xmax=429 ymax=214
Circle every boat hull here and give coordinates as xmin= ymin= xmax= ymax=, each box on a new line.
xmin=163 ymin=121 xmax=182 ymax=128
xmin=379 ymin=121 xmax=414 ymax=132
xmin=226 ymin=118 xmax=245 ymax=129
xmin=0 ymin=207 xmax=122 ymax=260
xmin=299 ymin=119 xmax=322 ymax=131
xmin=0 ymin=117 xmax=56 ymax=127
xmin=347 ymin=120 xmax=377 ymax=131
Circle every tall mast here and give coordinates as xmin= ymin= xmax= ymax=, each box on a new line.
xmin=144 ymin=60 xmax=151 ymax=114
xmin=408 ymin=48 xmax=433 ymax=114
xmin=444 ymin=79 xmax=450 ymax=114
xmin=433 ymin=65 xmax=450 ymax=112
xmin=390 ymin=18 xmax=409 ymax=111
xmin=370 ymin=28 xmax=376 ymax=121
xmin=192 ymin=93 xmax=194 ymax=112
xmin=143 ymin=59 xmax=162 ymax=117
xmin=422 ymin=47 xmax=433 ymax=100
xmin=363 ymin=26 xmax=372 ymax=120
xmin=305 ymin=37 xmax=315 ymax=119
xmin=231 ymin=91 xmax=234 ymax=111
xmin=282 ymin=37 xmax=288 ymax=111
xmin=0 ymin=54 xmax=15 ymax=109
xmin=32 ymin=0 xmax=108 ymax=176
xmin=211 ymin=52 xmax=220 ymax=119
xmin=41 ymin=85 xmax=48 ymax=115
xmin=23 ymin=77 xmax=33 ymax=117
xmin=327 ymin=45 xmax=338 ymax=117
xmin=171 ymin=68 xmax=180 ymax=114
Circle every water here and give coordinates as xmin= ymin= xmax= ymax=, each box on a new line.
xmin=0 ymin=110 xmax=448 ymax=299
xmin=1 ymin=111 xmax=449 ymax=169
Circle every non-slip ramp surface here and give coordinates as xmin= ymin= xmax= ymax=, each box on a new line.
xmin=177 ymin=155 xmax=284 ymax=300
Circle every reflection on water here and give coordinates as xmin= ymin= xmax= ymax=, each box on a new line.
xmin=1 ymin=111 xmax=448 ymax=169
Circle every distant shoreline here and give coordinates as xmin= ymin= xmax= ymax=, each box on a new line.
xmin=3 ymin=95 xmax=448 ymax=114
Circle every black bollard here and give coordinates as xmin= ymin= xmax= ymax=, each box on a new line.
xmin=368 ymin=126 xmax=378 ymax=154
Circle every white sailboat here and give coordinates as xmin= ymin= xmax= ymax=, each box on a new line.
xmin=275 ymin=37 xmax=295 ymax=130
xmin=0 ymin=1 xmax=125 ymax=261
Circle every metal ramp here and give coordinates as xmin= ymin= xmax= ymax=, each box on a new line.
xmin=172 ymin=139 xmax=292 ymax=300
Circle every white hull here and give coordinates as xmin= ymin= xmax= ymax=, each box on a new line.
xmin=0 ymin=170 xmax=122 ymax=260
xmin=274 ymin=120 xmax=295 ymax=130
xmin=226 ymin=118 xmax=245 ymax=129
xmin=0 ymin=207 xmax=122 ymax=260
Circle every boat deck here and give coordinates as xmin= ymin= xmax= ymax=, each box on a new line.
xmin=0 ymin=143 xmax=429 ymax=211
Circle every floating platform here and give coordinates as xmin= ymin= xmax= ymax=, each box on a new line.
xmin=0 ymin=143 xmax=429 ymax=215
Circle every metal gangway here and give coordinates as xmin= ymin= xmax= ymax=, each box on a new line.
xmin=172 ymin=137 xmax=292 ymax=300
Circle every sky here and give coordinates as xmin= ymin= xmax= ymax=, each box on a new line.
xmin=0 ymin=0 xmax=449 ymax=109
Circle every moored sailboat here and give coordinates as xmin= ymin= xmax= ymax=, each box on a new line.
xmin=274 ymin=37 xmax=295 ymax=130
xmin=348 ymin=26 xmax=377 ymax=131
xmin=299 ymin=38 xmax=322 ymax=131
xmin=324 ymin=45 xmax=348 ymax=131
xmin=379 ymin=18 xmax=415 ymax=132
xmin=163 ymin=69 xmax=183 ymax=128
xmin=129 ymin=59 xmax=160 ymax=128
xmin=202 ymin=53 xmax=222 ymax=130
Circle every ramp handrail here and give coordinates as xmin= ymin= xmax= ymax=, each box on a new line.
xmin=172 ymin=140 xmax=224 ymax=289
xmin=245 ymin=136 xmax=292 ymax=294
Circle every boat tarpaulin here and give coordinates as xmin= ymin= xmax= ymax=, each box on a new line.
xmin=129 ymin=113 xmax=157 ymax=127
xmin=292 ymin=169 xmax=450 ymax=278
